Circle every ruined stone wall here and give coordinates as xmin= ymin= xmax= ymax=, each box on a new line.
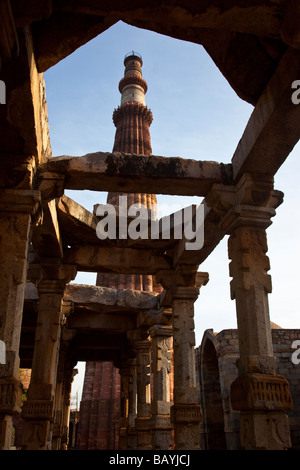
xmin=196 ymin=328 xmax=300 ymax=450
xmin=272 ymin=329 xmax=300 ymax=449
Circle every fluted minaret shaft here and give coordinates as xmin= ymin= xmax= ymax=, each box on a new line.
xmin=106 ymin=53 xmax=157 ymax=217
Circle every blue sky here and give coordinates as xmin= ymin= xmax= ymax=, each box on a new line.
xmin=44 ymin=21 xmax=300 ymax=399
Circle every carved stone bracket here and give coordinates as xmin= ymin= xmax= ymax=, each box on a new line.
xmin=231 ymin=373 xmax=293 ymax=412
xmin=205 ymin=173 xmax=283 ymax=234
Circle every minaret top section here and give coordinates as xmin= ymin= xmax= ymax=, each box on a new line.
xmin=119 ymin=51 xmax=148 ymax=106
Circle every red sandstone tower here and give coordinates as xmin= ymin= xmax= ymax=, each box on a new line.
xmin=77 ymin=52 xmax=158 ymax=450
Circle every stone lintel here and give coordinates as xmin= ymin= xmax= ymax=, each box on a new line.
xmin=37 ymin=152 xmax=232 ymax=200
xmin=231 ymin=373 xmax=294 ymax=412
xmin=64 ymin=283 xmax=159 ymax=310
xmin=64 ymin=244 xmax=171 ymax=275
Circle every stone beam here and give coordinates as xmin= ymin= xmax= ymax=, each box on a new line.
xmin=280 ymin=0 xmax=300 ymax=49
xmin=52 ymin=1 xmax=284 ymax=38
xmin=232 ymin=47 xmax=300 ymax=181
xmin=63 ymin=244 xmax=172 ymax=274
xmin=0 ymin=0 xmax=19 ymax=65
xmin=36 ymin=152 xmax=232 ymax=200
xmin=67 ymin=311 xmax=136 ymax=332
xmin=64 ymin=283 xmax=159 ymax=311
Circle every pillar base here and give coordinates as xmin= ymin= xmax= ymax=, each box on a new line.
xmin=127 ymin=425 xmax=137 ymax=450
xmin=151 ymin=415 xmax=173 ymax=450
xmin=240 ymin=411 xmax=291 ymax=450
xmin=135 ymin=417 xmax=152 ymax=450
xmin=0 ymin=415 xmax=13 ymax=450
xmin=231 ymin=373 xmax=293 ymax=450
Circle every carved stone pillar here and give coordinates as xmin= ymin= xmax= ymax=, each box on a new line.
xmin=127 ymin=358 xmax=137 ymax=450
xmin=21 ymin=262 xmax=76 ymax=450
xmin=206 ymin=173 xmax=293 ymax=449
xmin=149 ymin=325 xmax=173 ymax=450
xmin=0 ymin=189 xmax=41 ymax=449
xmin=135 ymin=338 xmax=152 ymax=450
xmin=157 ymin=267 xmax=208 ymax=450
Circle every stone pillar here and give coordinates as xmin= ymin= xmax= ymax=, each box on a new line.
xmin=60 ymin=366 xmax=77 ymax=450
xmin=157 ymin=267 xmax=208 ymax=450
xmin=52 ymin=316 xmax=75 ymax=450
xmin=206 ymin=173 xmax=293 ymax=450
xmin=119 ymin=367 xmax=130 ymax=450
xmin=21 ymin=262 xmax=76 ymax=450
xmin=0 ymin=189 xmax=41 ymax=449
xmin=127 ymin=358 xmax=137 ymax=450
xmin=135 ymin=338 xmax=152 ymax=450
xmin=149 ymin=325 xmax=173 ymax=450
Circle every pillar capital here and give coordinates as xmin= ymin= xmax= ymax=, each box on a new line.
xmin=156 ymin=266 xmax=208 ymax=305
xmin=156 ymin=264 xmax=204 ymax=289
xmin=38 ymin=259 xmax=77 ymax=286
xmin=149 ymin=324 xmax=172 ymax=339
xmin=206 ymin=173 xmax=283 ymax=233
xmin=0 ymin=188 xmax=42 ymax=223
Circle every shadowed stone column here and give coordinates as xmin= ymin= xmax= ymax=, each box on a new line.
xmin=0 ymin=189 xmax=41 ymax=449
xmin=119 ymin=366 xmax=130 ymax=450
xmin=135 ymin=337 xmax=152 ymax=450
xmin=206 ymin=173 xmax=293 ymax=450
xmin=21 ymin=261 xmax=76 ymax=450
xmin=127 ymin=358 xmax=137 ymax=449
xmin=157 ymin=267 xmax=208 ymax=450
xmin=52 ymin=317 xmax=75 ymax=450
xmin=149 ymin=325 xmax=173 ymax=450
xmin=60 ymin=365 xmax=77 ymax=450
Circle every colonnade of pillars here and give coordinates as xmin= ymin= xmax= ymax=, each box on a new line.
xmin=0 ymin=173 xmax=295 ymax=450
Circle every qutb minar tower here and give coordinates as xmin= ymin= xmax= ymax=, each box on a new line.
xmin=97 ymin=51 xmax=159 ymax=293
xmin=77 ymin=52 xmax=161 ymax=450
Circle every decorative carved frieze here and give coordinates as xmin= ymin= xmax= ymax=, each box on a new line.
xmin=231 ymin=373 xmax=293 ymax=412
xmin=22 ymin=399 xmax=54 ymax=420
xmin=170 ymin=404 xmax=202 ymax=424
